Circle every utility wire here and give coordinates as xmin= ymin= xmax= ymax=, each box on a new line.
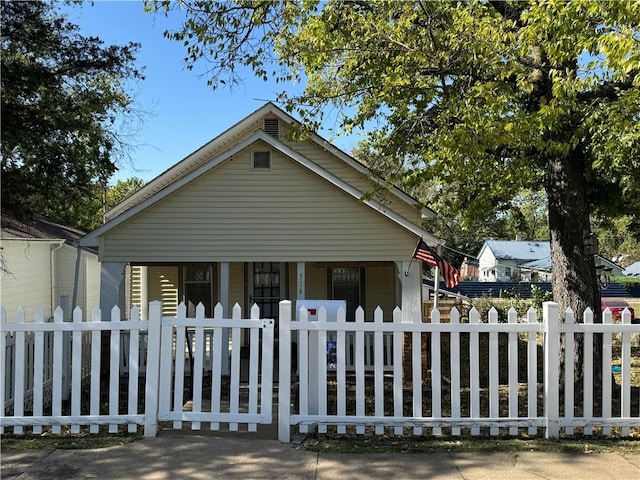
xmin=441 ymin=243 xmax=479 ymax=260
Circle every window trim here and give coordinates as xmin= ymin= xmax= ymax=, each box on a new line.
xmin=251 ymin=149 xmax=272 ymax=170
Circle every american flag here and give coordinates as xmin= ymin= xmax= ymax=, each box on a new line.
xmin=412 ymin=239 xmax=460 ymax=288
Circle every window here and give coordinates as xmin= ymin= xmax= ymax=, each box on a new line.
xmin=184 ymin=264 xmax=213 ymax=317
xmin=252 ymin=150 xmax=271 ymax=169
xmin=505 ymin=267 xmax=512 ymax=277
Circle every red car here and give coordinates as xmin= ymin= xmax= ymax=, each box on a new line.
xmin=601 ymin=299 xmax=636 ymax=322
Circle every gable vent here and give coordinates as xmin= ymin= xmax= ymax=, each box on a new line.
xmin=264 ymin=118 xmax=279 ymax=138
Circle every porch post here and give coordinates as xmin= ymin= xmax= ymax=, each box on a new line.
xmin=219 ymin=262 xmax=230 ymax=375
xmin=296 ymin=262 xmax=305 ymax=300
xmin=398 ymin=260 xmax=422 ymax=322
xmin=100 ymin=262 xmax=126 ymax=318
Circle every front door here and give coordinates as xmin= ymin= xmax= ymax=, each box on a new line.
xmin=250 ymin=262 xmax=283 ymax=319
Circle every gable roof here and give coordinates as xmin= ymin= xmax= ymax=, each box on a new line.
xmin=106 ymin=102 xmax=435 ymax=222
xmin=479 ymin=240 xmax=550 ymax=262
xmin=520 ymin=255 xmax=623 ymax=273
xmin=480 ymin=240 xmax=624 ymax=273
xmin=623 ymin=261 xmax=640 ymax=276
xmin=81 ymin=128 xmax=439 ymax=247
xmin=1 ymin=215 xmax=85 ymax=244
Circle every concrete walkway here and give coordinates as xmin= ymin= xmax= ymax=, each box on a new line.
xmin=2 ymin=430 xmax=639 ymax=480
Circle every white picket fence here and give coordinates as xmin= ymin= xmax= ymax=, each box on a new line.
xmin=1 ymin=301 xmax=273 ymax=437
xmin=2 ymin=300 xmax=639 ymax=442
xmin=277 ymin=301 xmax=640 ymax=442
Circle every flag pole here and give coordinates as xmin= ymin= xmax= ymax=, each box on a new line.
xmin=405 ymin=237 xmax=422 ymax=276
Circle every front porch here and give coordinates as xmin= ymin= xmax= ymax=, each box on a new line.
xmin=102 ymin=260 xmax=423 ymax=326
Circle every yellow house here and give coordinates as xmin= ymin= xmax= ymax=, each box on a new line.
xmin=1 ymin=215 xmax=100 ymax=321
xmin=80 ymin=103 xmax=440 ymax=325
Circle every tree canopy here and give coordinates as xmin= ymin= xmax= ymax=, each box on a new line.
xmin=1 ymin=1 xmax=144 ymax=224
xmin=151 ymin=0 xmax=640 ymax=320
xmin=50 ymin=176 xmax=146 ymax=233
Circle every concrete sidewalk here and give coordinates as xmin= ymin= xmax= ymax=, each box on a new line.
xmin=2 ymin=431 xmax=639 ymax=480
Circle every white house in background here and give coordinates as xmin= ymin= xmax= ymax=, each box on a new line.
xmin=79 ymin=102 xmax=440 ymax=327
xmin=477 ymin=240 xmax=624 ymax=282
xmin=623 ymin=261 xmax=640 ymax=277
xmin=0 ymin=215 xmax=100 ymax=321
xmin=478 ymin=240 xmax=550 ymax=282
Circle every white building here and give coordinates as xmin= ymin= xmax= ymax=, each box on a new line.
xmin=477 ymin=240 xmax=623 ymax=283
xmin=1 ymin=215 xmax=100 ymax=321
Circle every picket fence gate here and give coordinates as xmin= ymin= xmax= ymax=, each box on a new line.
xmin=2 ymin=300 xmax=639 ymax=443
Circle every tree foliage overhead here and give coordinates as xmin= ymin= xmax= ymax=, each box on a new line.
xmin=1 ymin=1 xmax=144 ymax=223
xmin=154 ymin=0 xmax=639 ymax=316
xmin=50 ymin=176 xmax=146 ymax=233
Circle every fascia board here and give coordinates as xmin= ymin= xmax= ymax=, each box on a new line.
xmin=81 ymin=131 xmax=267 ymax=246
xmin=108 ymin=102 xmax=432 ymax=221
xmin=105 ymin=103 xmax=280 ymax=220
xmin=81 ymin=130 xmax=439 ymax=248
xmin=264 ymin=133 xmax=440 ymax=246
xmin=266 ymin=107 xmax=435 ymax=219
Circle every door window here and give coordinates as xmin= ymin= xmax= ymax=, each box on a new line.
xmin=252 ymin=262 xmax=281 ymax=318
xmin=331 ymin=267 xmax=363 ymax=321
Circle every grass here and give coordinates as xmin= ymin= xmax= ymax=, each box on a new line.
xmin=1 ymin=429 xmax=143 ymax=450
xmin=301 ymin=433 xmax=640 ymax=454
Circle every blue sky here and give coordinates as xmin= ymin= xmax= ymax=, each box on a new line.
xmin=66 ymin=1 xmax=363 ymax=184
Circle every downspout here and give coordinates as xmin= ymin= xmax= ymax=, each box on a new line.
xmin=50 ymin=240 xmax=65 ymax=318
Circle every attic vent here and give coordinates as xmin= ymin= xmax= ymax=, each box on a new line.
xmin=264 ymin=118 xmax=279 ymax=138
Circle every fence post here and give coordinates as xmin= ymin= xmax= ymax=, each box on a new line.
xmin=543 ymin=301 xmax=560 ymax=439
xmin=144 ymin=301 xmax=162 ymax=437
xmin=278 ymin=300 xmax=292 ymax=443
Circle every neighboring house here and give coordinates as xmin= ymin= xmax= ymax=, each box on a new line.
xmin=623 ymin=261 xmax=640 ymax=277
xmin=478 ymin=240 xmax=551 ymax=282
xmin=477 ymin=240 xmax=624 ymax=282
xmin=459 ymin=257 xmax=479 ymax=281
xmin=1 ymin=215 xmax=100 ymax=321
xmin=79 ymin=103 xmax=439 ymax=326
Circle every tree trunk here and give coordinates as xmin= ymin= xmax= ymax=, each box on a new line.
xmin=546 ymin=147 xmax=602 ymax=396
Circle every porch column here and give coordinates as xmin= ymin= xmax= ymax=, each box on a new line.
xmin=219 ymin=262 xmax=229 ymax=315
xmin=100 ymin=262 xmax=126 ymax=319
xmin=219 ymin=262 xmax=230 ymax=375
xmin=296 ymin=262 xmax=305 ymax=300
xmin=398 ymin=260 xmax=423 ymax=383
xmin=397 ymin=261 xmax=422 ymax=322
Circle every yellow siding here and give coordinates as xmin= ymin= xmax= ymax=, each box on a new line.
xmin=85 ymin=255 xmax=100 ymax=312
xmin=1 ymin=240 xmax=53 ymax=320
xmin=55 ymin=245 xmax=77 ymax=311
xmin=102 ymin=141 xmax=418 ymax=263
xmin=279 ymin=124 xmax=422 ymax=225
xmin=147 ymin=266 xmax=179 ymax=317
